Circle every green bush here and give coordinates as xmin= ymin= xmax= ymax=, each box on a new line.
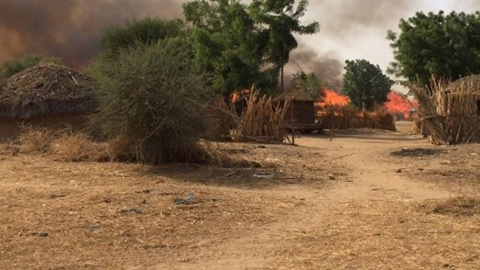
xmin=0 ymin=54 xmax=62 ymax=80
xmin=98 ymin=17 xmax=186 ymax=61
xmin=87 ymin=40 xmax=211 ymax=164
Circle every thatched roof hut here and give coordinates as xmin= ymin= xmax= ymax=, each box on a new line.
xmin=411 ymin=74 xmax=480 ymax=144
xmin=445 ymin=74 xmax=480 ymax=91
xmin=436 ymin=74 xmax=480 ymax=116
xmin=0 ymin=63 xmax=97 ymax=141
xmin=273 ymin=88 xmax=319 ymax=131
xmin=0 ymin=63 xmax=96 ymax=119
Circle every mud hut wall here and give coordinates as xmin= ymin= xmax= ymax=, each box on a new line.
xmin=0 ymin=113 xmax=90 ymax=142
xmin=283 ymin=101 xmax=316 ymax=125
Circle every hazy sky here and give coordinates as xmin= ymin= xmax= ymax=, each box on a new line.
xmin=0 ymin=0 xmax=478 ymax=93
xmin=297 ymin=0 xmax=478 ymax=92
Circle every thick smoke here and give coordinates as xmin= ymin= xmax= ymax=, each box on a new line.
xmin=307 ymin=0 xmax=410 ymax=42
xmin=0 ymin=0 xmax=185 ymax=67
xmin=290 ymin=0 xmax=412 ymax=90
xmin=3 ymin=0 xmax=473 ymax=91
xmin=287 ymin=48 xmax=344 ymax=90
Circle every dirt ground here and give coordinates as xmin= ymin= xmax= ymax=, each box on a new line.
xmin=1 ymin=121 xmax=480 ymax=270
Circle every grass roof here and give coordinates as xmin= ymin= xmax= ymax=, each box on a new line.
xmin=0 ymin=63 xmax=97 ymax=119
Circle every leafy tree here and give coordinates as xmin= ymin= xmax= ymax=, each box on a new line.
xmin=87 ymin=40 xmax=211 ymax=164
xmin=184 ymin=0 xmax=267 ymax=97
xmin=0 ymin=54 xmax=62 ymax=80
xmin=387 ymin=11 xmax=480 ymax=87
xmin=292 ymin=72 xmax=324 ymax=99
xmin=249 ymin=0 xmax=319 ymax=91
xmin=183 ymin=0 xmax=319 ymax=97
xmin=343 ymin=59 xmax=393 ymax=111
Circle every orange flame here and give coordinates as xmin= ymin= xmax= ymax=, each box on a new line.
xmin=321 ymin=89 xmax=350 ymax=106
xmin=230 ymin=89 xmax=251 ymax=103
xmin=383 ymin=91 xmax=418 ymax=120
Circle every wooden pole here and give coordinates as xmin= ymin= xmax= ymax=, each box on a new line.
xmin=291 ymin=100 xmax=295 ymax=145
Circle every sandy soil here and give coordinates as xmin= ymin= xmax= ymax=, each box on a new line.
xmin=1 ymin=121 xmax=480 ymax=270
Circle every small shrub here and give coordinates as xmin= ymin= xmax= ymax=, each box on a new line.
xmin=87 ymin=39 xmax=212 ymax=164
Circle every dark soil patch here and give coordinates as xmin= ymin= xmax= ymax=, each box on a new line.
xmin=430 ymin=197 xmax=480 ymax=216
xmin=390 ymin=148 xmax=441 ymax=157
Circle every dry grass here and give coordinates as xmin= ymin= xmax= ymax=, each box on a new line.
xmin=17 ymin=125 xmax=54 ymax=153
xmin=0 ymin=137 xmax=334 ymax=269
xmin=0 ymin=154 xmax=296 ymax=269
xmin=273 ymin=199 xmax=480 ymax=269
xmin=16 ymin=125 xmax=108 ymax=161
xmin=389 ymin=142 xmax=480 ymax=192
xmin=14 ymin=127 xmax=243 ymax=166
xmin=50 ymin=133 xmax=108 ymax=162
xmin=2 ymin=128 xmax=480 ymax=269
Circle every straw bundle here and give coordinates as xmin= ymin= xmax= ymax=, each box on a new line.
xmin=231 ymin=90 xmax=291 ymax=143
xmin=410 ymin=75 xmax=480 ymax=144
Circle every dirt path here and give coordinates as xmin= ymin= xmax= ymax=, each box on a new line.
xmin=149 ymin=129 xmax=467 ymax=270
xmin=3 ymin=125 xmax=479 ymax=269
xmin=311 ymin=130 xmax=451 ymax=202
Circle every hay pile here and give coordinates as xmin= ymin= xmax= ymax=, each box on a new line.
xmin=0 ymin=63 xmax=96 ymax=119
xmin=410 ymin=75 xmax=480 ymax=144
xmin=317 ymin=105 xmax=396 ymax=131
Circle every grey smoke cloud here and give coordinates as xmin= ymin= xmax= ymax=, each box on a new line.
xmin=1 ymin=0 xmax=477 ymax=91
xmin=0 ymin=0 xmax=185 ymax=67
xmin=307 ymin=0 xmax=411 ymax=42
xmin=287 ymin=49 xmax=344 ymax=90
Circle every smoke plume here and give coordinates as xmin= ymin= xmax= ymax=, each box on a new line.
xmin=0 ymin=0 xmax=185 ymax=67
xmin=2 ymin=0 xmax=475 ymax=91
xmin=307 ymin=0 xmax=410 ymax=42
xmin=287 ymin=48 xmax=344 ymax=90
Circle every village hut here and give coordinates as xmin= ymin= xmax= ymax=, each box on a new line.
xmin=411 ymin=74 xmax=480 ymax=144
xmin=273 ymin=88 xmax=319 ymax=132
xmin=436 ymin=75 xmax=480 ymax=115
xmin=0 ymin=63 xmax=97 ymax=141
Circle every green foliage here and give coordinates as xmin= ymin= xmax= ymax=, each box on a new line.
xmin=292 ymin=72 xmax=324 ymax=100
xmin=0 ymin=54 xmax=62 ymax=80
xmin=249 ymin=0 xmax=319 ymax=90
xmin=343 ymin=59 xmax=393 ymax=111
xmin=98 ymin=17 xmax=187 ymax=61
xmin=184 ymin=0 xmax=266 ymax=97
xmin=86 ymin=40 xmax=211 ymax=164
xmin=183 ymin=0 xmax=319 ymax=97
xmin=387 ymin=11 xmax=480 ymax=86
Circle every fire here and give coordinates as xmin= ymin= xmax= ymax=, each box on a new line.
xmin=383 ymin=91 xmax=418 ymax=120
xmin=230 ymin=89 xmax=251 ymax=103
xmin=315 ymin=89 xmax=350 ymax=116
xmin=320 ymin=89 xmax=350 ymax=106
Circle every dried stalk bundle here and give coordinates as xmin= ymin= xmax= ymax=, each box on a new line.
xmin=317 ymin=105 xmax=396 ymax=131
xmin=232 ymin=90 xmax=291 ymax=143
xmin=410 ymin=75 xmax=480 ymax=144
